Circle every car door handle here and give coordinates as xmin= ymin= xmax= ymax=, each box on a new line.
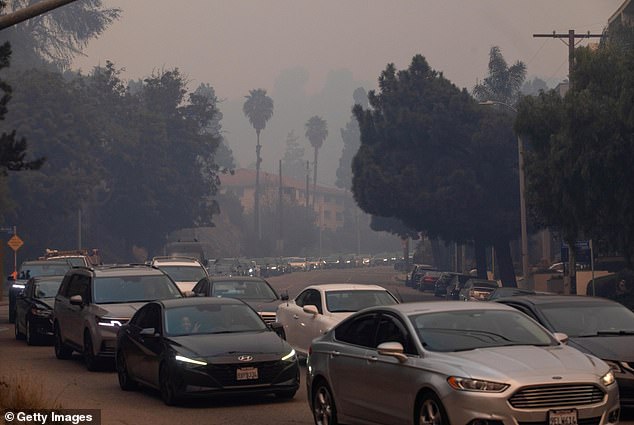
xmin=330 ymin=351 xmax=340 ymax=358
xmin=368 ymin=356 xmax=378 ymax=363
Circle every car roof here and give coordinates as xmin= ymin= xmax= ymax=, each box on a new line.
xmin=21 ymin=260 xmax=70 ymax=266
xmin=304 ymin=283 xmax=390 ymax=292
xmin=151 ymin=256 xmax=203 ymax=266
xmin=159 ymin=296 xmax=244 ymax=308
xmin=368 ymin=300 xmax=516 ymax=315
xmin=496 ymin=294 xmax=621 ymax=306
xmin=209 ymin=276 xmax=266 ymax=282
xmin=88 ymin=264 xmax=167 ymax=277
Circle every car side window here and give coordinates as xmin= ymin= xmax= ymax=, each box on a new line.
xmin=303 ymin=290 xmax=323 ymax=314
xmin=505 ymin=303 xmax=539 ymax=322
xmin=334 ymin=314 xmax=378 ymax=347
xmin=67 ymin=274 xmax=89 ymax=299
xmin=375 ymin=314 xmax=418 ymax=355
xmin=135 ymin=303 xmax=161 ymax=333
xmin=192 ymin=278 xmax=207 ymax=294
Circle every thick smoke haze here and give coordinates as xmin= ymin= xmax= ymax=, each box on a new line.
xmin=72 ymin=1 xmax=621 ymax=185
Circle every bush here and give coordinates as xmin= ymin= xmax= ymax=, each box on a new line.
xmin=0 ymin=374 xmax=63 ymax=410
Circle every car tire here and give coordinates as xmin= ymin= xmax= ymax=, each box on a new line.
xmin=275 ymin=389 xmax=297 ymax=400
xmin=14 ymin=320 xmax=24 ymax=340
xmin=416 ymin=391 xmax=449 ymax=425
xmin=83 ymin=331 xmax=100 ymax=371
xmin=54 ymin=323 xmax=73 ymax=359
xmin=160 ymin=363 xmax=180 ymax=406
xmin=116 ymin=350 xmax=138 ymax=391
xmin=25 ymin=317 xmax=38 ymax=346
xmin=9 ymin=304 xmax=16 ymax=324
xmin=312 ymin=380 xmax=338 ymax=425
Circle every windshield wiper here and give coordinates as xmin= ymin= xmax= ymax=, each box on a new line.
xmin=596 ymin=329 xmax=634 ymax=335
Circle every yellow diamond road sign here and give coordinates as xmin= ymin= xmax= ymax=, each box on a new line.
xmin=7 ymin=234 xmax=23 ymax=251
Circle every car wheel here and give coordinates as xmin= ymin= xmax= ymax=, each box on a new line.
xmin=26 ymin=317 xmax=38 ymax=346
xmin=275 ymin=389 xmax=297 ymax=400
xmin=14 ymin=320 xmax=24 ymax=340
xmin=116 ymin=350 xmax=138 ymax=391
xmin=9 ymin=304 xmax=16 ymax=324
xmin=312 ymin=381 xmax=338 ymax=425
xmin=54 ymin=323 xmax=73 ymax=359
xmin=83 ymin=331 xmax=100 ymax=371
xmin=416 ymin=391 xmax=449 ymax=425
xmin=160 ymin=363 xmax=180 ymax=406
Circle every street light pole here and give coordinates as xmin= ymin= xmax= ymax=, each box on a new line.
xmin=479 ymin=100 xmax=530 ymax=283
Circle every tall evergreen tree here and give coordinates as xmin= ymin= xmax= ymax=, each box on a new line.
xmin=304 ymin=115 xmax=328 ymax=207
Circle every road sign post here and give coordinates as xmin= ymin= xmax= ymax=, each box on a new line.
xmin=7 ymin=231 xmax=22 ymax=280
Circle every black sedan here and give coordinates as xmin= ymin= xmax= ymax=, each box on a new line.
xmin=14 ymin=275 xmax=64 ymax=345
xmin=192 ymin=276 xmax=283 ymax=325
xmin=115 ymin=297 xmax=300 ymax=405
xmin=496 ymin=295 xmax=634 ymax=408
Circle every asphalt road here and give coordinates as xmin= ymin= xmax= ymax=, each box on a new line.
xmin=0 ymin=266 xmax=631 ymax=425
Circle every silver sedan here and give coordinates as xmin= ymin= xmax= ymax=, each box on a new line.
xmin=307 ymin=301 xmax=620 ymax=425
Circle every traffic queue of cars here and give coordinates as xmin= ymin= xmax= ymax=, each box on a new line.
xmin=7 ymin=255 xmax=633 ymax=423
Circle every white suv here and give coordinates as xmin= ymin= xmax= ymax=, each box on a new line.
xmin=150 ymin=256 xmax=209 ymax=292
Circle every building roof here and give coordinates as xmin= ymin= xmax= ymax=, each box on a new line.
xmin=609 ymin=0 xmax=634 ymax=26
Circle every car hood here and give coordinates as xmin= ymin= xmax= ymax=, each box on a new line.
xmin=441 ymin=345 xmax=607 ymax=380
xmin=170 ymin=330 xmax=290 ymax=359
xmin=34 ymin=297 xmax=55 ymax=310
xmin=244 ymin=299 xmax=283 ymax=313
xmin=95 ymin=302 xmax=146 ymax=319
xmin=569 ymin=335 xmax=634 ymax=362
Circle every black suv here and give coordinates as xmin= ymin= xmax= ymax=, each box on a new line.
xmin=53 ymin=264 xmax=182 ymax=370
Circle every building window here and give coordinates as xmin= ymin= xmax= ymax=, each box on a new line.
xmin=324 ymin=210 xmax=332 ymax=219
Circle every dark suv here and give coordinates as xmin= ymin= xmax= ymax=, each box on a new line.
xmin=53 ymin=264 xmax=182 ymax=370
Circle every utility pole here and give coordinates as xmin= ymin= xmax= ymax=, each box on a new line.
xmin=0 ymin=0 xmax=79 ymax=30
xmin=533 ymin=30 xmax=603 ymax=294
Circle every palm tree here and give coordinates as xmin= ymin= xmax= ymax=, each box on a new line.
xmin=243 ymin=89 xmax=274 ymax=243
xmin=472 ymin=46 xmax=526 ymax=107
xmin=304 ymin=116 xmax=328 ymax=208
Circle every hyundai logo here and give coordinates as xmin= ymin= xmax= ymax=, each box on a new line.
xmin=238 ymin=355 xmax=253 ymax=362
xmin=552 ymin=376 xmax=563 ymax=380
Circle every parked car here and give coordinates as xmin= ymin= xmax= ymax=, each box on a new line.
xmin=115 ymin=297 xmax=299 ymax=405
xmin=496 ymin=295 xmax=634 ymax=408
xmin=14 ymin=275 xmax=65 ymax=345
xmin=53 ymin=264 xmax=183 ymax=371
xmin=458 ymin=278 xmax=500 ymax=301
xmin=406 ymin=264 xmax=436 ymax=288
xmin=487 ymin=287 xmax=553 ymax=301
xmin=276 ymin=284 xmax=399 ymax=357
xmin=150 ymin=256 xmax=209 ymax=292
xmin=417 ymin=270 xmax=443 ymax=292
xmin=8 ymin=259 xmax=72 ymax=323
xmin=445 ymin=273 xmax=474 ymax=300
xmin=433 ymin=272 xmax=471 ymax=297
xmin=307 ymin=301 xmax=620 ymax=425
xmin=192 ymin=276 xmax=283 ymax=325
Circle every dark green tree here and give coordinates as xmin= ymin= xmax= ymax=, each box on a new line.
xmin=304 ymin=115 xmax=328 ymax=207
xmin=336 ymin=87 xmax=367 ymax=190
xmin=242 ymin=88 xmax=274 ymax=247
xmin=473 ymin=46 xmax=526 ymax=106
xmin=516 ymin=24 xmax=634 ymax=268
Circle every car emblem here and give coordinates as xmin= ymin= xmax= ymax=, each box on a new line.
xmin=238 ymin=355 xmax=253 ymax=362
xmin=552 ymin=376 xmax=563 ymax=380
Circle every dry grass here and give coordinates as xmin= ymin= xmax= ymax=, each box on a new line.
xmin=0 ymin=374 xmax=63 ymax=411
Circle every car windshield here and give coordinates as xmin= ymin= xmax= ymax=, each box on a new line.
xmin=49 ymin=257 xmax=85 ymax=267
xmin=326 ymin=290 xmax=398 ymax=313
xmin=538 ymin=302 xmax=634 ymax=337
xmin=19 ymin=263 xmax=70 ymax=279
xmin=211 ymin=280 xmax=278 ymax=300
xmin=93 ymin=275 xmax=182 ymax=303
xmin=156 ymin=265 xmax=206 ymax=282
xmin=164 ymin=303 xmax=267 ymax=336
xmin=34 ymin=280 xmax=62 ymax=298
xmin=410 ymin=309 xmax=555 ymax=352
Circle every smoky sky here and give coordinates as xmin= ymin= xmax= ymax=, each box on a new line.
xmin=73 ymin=0 xmax=622 ymax=185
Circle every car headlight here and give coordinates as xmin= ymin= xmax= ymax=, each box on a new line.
xmin=97 ymin=317 xmax=124 ymax=327
xmin=447 ymin=376 xmax=509 ymax=392
xmin=12 ymin=283 xmax=25 ymax=290
xmin=601 ymin=370 xmax=616 ymax=387
xmin=281 ymin=348 xmax=296 ymax=361
xmin=175 ymin=354 xmax=207 ymax=366
xmin=30 ymin=307 xmax=53 ymax=318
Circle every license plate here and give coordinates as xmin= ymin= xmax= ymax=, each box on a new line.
xmin=549 ymin=409 xmax=578 ymax=425
xmin=236 ymin=367 xmax=258 ymax=380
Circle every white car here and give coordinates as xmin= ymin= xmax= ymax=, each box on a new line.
xmin=150 ymin=256 xmax=209 ymax=292
xmin=276 ymin=284 xmax=399 ymax=357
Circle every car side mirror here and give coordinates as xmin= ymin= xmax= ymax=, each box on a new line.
xmin=268 ymin=322 xmax=286 ymax=339
xmin=377 ymin=341 xmax=408 ymax=363
xmin=281 ymin=291 xmax=289 ymax=301
xmin=140 ymin=327 xmax=158 ymax=337
xmin=69 ymin=295 xmax=83 ymax=306
xmin=303 ymin=305 xmax=319 ymax=316
xmin=183 ymin=290 xmax=196 ymax=298
xmin=553 ymin=332 xmax=569 ymax=345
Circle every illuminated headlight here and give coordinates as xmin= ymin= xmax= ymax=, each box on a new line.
xmin=601 ymin=371 xmax=616 ymax=387
xmin=281 ymin=349 xmax=296 ymax=361
xmin=175 ymin=354 xmax=207 ymax=366
xmin=12 ymin=283 xmax=25 ymax=289
xmin=97 ymin=318 xmax=124 ymax=327
xmin=447 ymin=376 xmax=509 ymax=392
xmin=604 ymin=360 xmax=624 ymax=374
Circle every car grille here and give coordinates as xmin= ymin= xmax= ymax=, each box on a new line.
xmin=206 ymin=360 xmax=288 ymax=386
xmin=509 ymin=384 xmax=605 ymax=409
xmin=518 ymin=417 xmax=601 ymax=425
xmin=258 ymin=312 xmax=276 ymax=324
